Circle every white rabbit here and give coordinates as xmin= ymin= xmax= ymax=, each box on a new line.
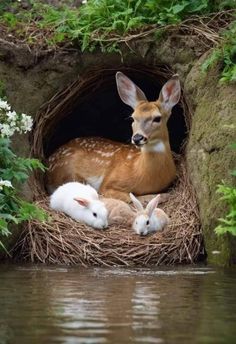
xmin=130 ymin=193 xmax=170 ymax=236
xmin=50 ymin=182 xmax=108 ymax=229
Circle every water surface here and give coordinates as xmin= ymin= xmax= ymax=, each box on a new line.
xmin=0 ymin=264 xmax=236 ymax=344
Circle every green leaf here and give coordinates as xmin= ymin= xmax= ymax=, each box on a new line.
xmin=53 ymin=32 xmax=66 ymax=43
xmin=0 ymin=213 xmax=18 ymax=223
xmin=172 ymin=3 xmax=188 ymax=15
xmin=0 ymin=218 xmax=10 ymax=236
xmin=0 ymin=240 xmax=10 ymax=255
xmin=18 ymin=201 xmax=48 ymax=222
xmin=2 ymin=12 xmax=18 ymax=28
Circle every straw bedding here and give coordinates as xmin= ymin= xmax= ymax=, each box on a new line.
xmin=14 ymin=159 xmax=203 ymax=266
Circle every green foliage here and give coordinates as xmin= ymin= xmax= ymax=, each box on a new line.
xmin=215 ymin=144 xmax=236 ymax=236
xmin=0 ymin=1 xmax=12 ymax=15
xmin=0 ymin=137 xmax=47 ymax=251
xmin=0 ymin=139 xmax=44 ymax=184
xmin=0 ymin=0 xmax=235 ymax=52
xmin=0 ymin=1 xmax=235 ymax=81
xmin=0 ymin=91 xmax=47 ymax=252
xmin=215 ymin=185 xmax=236 ymax=236
xmin=0 ymin=88 xmax=48 ymax=252
xmin=202 ymin=20 xmax=236 ymax=83
xmin=2 ymin=11 xmax=18 ymax=28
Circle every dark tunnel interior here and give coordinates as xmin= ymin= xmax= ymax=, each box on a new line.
xmin=43 ymin=69 xmax=188 ymax=158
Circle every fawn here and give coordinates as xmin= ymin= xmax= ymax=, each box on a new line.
xmin=46 ymin=72 xmax=181 ymax=202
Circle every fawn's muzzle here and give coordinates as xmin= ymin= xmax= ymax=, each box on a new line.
xmin=132 ymin=134 xmax=147 ymax=146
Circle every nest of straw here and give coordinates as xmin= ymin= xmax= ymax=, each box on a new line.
xmin=14 ymin=160 xmax=203 ymax=266
xmin=13 ymin=64 xmax=203 ymax=266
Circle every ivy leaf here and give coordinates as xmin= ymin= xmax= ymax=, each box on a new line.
xmin=0 ymin=213 xmax=18 ymax=223
xmin=171 ymin=3 xmax=188 ymax=15
xmin=0 ymin=218 xmax=10 ymax=235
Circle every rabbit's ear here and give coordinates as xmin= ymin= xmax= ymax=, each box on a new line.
xmin=146 ymin=195 xmax=161 ymax=217
xmin=74 ymin=197 xmax=90 ymax=208
xmin=129 ymin=193 xmax=143 ymax=211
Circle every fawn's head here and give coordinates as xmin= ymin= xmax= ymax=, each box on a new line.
xmin=116 ymin=72 xmax=181 ymax=148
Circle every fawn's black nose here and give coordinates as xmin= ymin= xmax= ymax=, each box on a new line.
xmin=132 ymin=134 xmax=147 ymax=146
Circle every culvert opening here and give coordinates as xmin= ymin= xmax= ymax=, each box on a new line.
xmin=16 ymin=64 xmax=203 ymax=267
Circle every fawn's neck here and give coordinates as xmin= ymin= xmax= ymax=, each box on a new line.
xmin=136 ymin=138 xmax=174 ymax=175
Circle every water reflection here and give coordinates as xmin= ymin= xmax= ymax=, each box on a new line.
xmin=0 ymin=265 xmax=235 ymax=344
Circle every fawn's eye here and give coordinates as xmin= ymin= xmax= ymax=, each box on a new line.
xmin=146 ymin=220 xmax=149 ymax=225
xmin=153 ymin=116 xmax=161 ymax=123
xmin=93 ymin=212 xmax=97 ymax=217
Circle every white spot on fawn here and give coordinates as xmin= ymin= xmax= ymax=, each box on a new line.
xmin=95 ymin=150 xmax=114 ymax=158
xmin=49 ymin=164 xmax=57 ymax=171
xmin=103 ymin=152 xmax=114 ymax=157
xmin=142 ymin=141 xmax=166 ymax=153
xmin=92 ymin=157 xmax=103 ymax=164
xmin=61 ymin=148 xmax=71 ymax=155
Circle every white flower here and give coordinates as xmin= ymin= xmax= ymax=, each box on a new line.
xmin=0 ymin=100 xmax=33 ymax=137
xmin=0 ymin=123 xmax=15 ymax=137
xmin=0 ymin=180 xmax=13 ymax=190
xmin=9 ymin=120 xmax=17 ymax=127
xmin=0 ymin=99 xmax=11 ymax=111
xmin=82 ymin=0 xmax=87 ymax=4
xmin=6 ymin=111 xmax=17 ymax=128
xmin=6 ymin=110 xmax=17 ymax=121
xmin=20 ymin=113 xmax=33 ymax=133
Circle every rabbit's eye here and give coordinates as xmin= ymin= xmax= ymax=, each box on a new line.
xmin=146 ymin=220 xmax=149 ymax=225
xmin=93 ymin=212 xmax=97 ymax=217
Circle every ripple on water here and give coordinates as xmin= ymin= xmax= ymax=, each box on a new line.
xmin=92 ymin=267 xmax=216 ymax=278
xmin=0 ymin=264 xmax=235 ymax=344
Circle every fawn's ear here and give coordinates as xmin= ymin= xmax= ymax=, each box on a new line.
xmin=74 ymin=197 xmax=90 ymax=208
xmin=129 ymin=193 xmax=144 ymax=211
xmin=116 ymin=72 xmax=147 ymax=109
xmin=146 ymin=195 xmax=161 ymax=217
xmin=158 ymin=74 xmax=181 ymax=113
